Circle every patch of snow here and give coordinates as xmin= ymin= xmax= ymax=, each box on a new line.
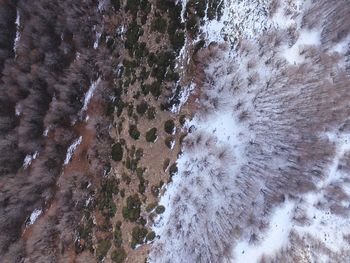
xmin=170 ymin=140 xmax=175 ymax=150
xmin=170 ymin=83 xmax=195 ymax=113
xmin=271 ymin=5 xmax=295 ymax=29
xmin=320 ymin=132 xmax=350 ymax=188
xmin=28 ymin=208 xmax=42 ymax=225
xmin=64 ymin=136 xmax=82 ymax=165
xmin=282 ymin=29 xmax=322 ymax=64
xmin=233 ymin=200 xmax=294 ymax=262
xmin=15 ymin=104 xmax=21 ymax=116
xmin=294 ymin=192 xmax=350 ymax=254
xmin=82 ymin=77 xmax=101 ymax=112
xmin=23 ymin=151 xmax=39 ymax=169
xmin=43 ymin=127 xmax=50 ymax=136
xmin=93 ymin=27 xmax=102 ymax=49
xmin=330 ymin=34 xmax=350 ymax=54
xmin=14 ymin=9 xmax=20 ymax=57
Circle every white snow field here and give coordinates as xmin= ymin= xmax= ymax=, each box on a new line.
xmin=149 ymin=0 xmax=350 ymax=262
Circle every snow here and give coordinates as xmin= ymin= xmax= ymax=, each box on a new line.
xmin=170 ymin=83 xmax=194 ymax=113
xmin=15 ymin=104 xmax=21 ymax=116
xmin=271 ymin=5 xmax=295 ymax=29
xmin=64 ymin=136 xmax=82 ymax=165
xmin=233 ymin=200 xmax=294 ymax=263
xmin=320 ymin=132 xmax=350 ymax=188
xmin=28 ymin=208 xmax=42 ymax=225
xmin=149 ymin=0 xmax=350 ymax=262
xmin=43 ymin=127 xmax=50 ymax=136
xmin=14 ymin=9 xmax=20 ymax=57
xmin=93 ymin=26 xmax=102 ymax=49
xmin=23 ymin=151 xmax=39 ymax=169
xmin=330 ymin=34 xmax=350 ymax=54
xmin=295 ymin=193 xmax=350 ymax=254
xmin=170 ymin=140 xmax=175 ymax=150
xmin=282 ymin=29 xmax=322 ymax=64
xmin=82 ymin=77 xmax=101 ymax=112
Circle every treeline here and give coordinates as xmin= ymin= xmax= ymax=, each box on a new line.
xmin=0 ymin=0 xmax=119 ymax=260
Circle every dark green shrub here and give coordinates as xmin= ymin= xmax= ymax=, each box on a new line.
xmin=151 ymin=17 xmax=167 ymax=33
xmin=125 ymin=21 xmax=142 ymax=52
xmin=146 ymin=128 xmax=158 ymax=143
xmin=114 ymin=223 xmax=123 ymax=247
xmin=98 ymin=179 xmax=119 ymax=218
xmin=169 ymin=31 xmax=185 ymax=53
xmin=125 ymin=0 xmax=139 ymax=16
xmin=136 ymin=101 xmax=149 ymax=115
xmin=138 ymin=177 xmax=146 ymax=194
xmin=122 ymin=173 xmax=131 ymax=185
xmin=179 ymin=114 xmax=187 ymax=126
xmin=155 ymin=205 xmax=165 ymax=214
xmin=136 ymin=167 xmax=145 ymax=177
xmin=111 ymin=247 xmax=127 ymax=263
xmin=147 ymin=52 xmax=157 ymax=67
xmin=169 ymin=163 xmax=178 ymax=177
xmin=129 ymin=124 xmax=140 ymax=140
xmin=135 ymin=148 xmax=144 ymax=160
xmin=165 ymin=136 xmax=175 ymax=149
xmin=134 ymin=42 xmax=149 ymax=60
xmin=112 ymin=143 xmax=123 ymax=161
xmin=186 ymin=16 xmax=199 ymax=37
xmin=146 ymin=231 xmax=156 ymax=241
xmin=194 ymin=39 xmax=205 ymax=54
xmin=139 ymin=67 xmax=150 ymax=81
xmin=186 ymin=0 xmax=206 ymax=18
xmin=131 ymin=226 xmax=148 ymax=247
xmin=96 ymin=239 xmax=111 ymax=261
xmin=111 ymin=0 xmax=121 ymax=11
xmin=164 ymin=119 xmax=175 ymax=134
xmin=122 ymin=195 xmax=141 ymax=222
xmin=147 ymin=106 xmax=156 ymax=120
xmin=149 ymin=81 xmax=161 ymax=98
xmin=146 ymin=202 xmax=157 ymax=212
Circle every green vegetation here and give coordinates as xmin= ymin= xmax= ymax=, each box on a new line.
xmin=122 ymin=194 xmax=141 ymax=222
xmin=131 ymin=226 xmax=148 ymax=248
xmin=165 ymin=136 xmax=175 ymax=149
xmin=145 ymin=128 xmax=158 ymax=143
xmin=155 ymin=205 xmax=165 ymax=214
xmin=111 ymin=0 xmax=121 ymax=11
xmin=129 ymin=124 xmax=140 ymax=140
xmin=146 ymin=231 xmax=156 ymax=241
xmin=147 ymin=106 xmax=156 ymax=120
xmin=164 ymin=119 xmax=175 ymax=134
xmin=136 ymin=101 xmax=149 ymax=116
xmin=112 ymin=142 xmax=123 ymax=161
xmin=179 ymin=114 xmax=187 ymax=126
xmin=151 ymin=16 xmax=167 ymax=33
xmin=111 ymin=247 xmax=127 ymax=263
xmin=114 ymin=221 xmax=123 ymax=247
xmin=125 ymin=21 xmax=143 ymax=55
xmin=98 ymin=179 xmax=118 ymax=218
xmin=122 ymin=173 xmax=131 ymax=185
xmin=96 ymin=239 xmax=111 ymax=261
xmin=169 ymin=163 xmax=178 ymax=177
xmin=146 ymin=202 xmax=157 ymax=212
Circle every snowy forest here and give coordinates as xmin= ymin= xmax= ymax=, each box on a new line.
xmin=0 ymin=0 xmax=349 ymax=262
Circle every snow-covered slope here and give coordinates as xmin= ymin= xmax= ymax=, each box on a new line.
xmin=149 ymin=0 xmax=350 ymax=262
